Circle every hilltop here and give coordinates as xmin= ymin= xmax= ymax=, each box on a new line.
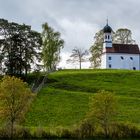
xmin=24 ymin=69 xmax=140 ymax=129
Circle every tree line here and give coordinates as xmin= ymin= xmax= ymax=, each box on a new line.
xmin=0 ymin=18 xmax=136 ymax=72
xmin=0 ymin=19 xmax=64 ymax=79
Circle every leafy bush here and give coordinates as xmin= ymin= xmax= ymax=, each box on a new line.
xmin=14 ymin=126 xmax=32 ymax=138
xmin=55 ymin=127 xmax=72 ymax=138
xmin=89 ymin=90 xmax=118 ymax=137
xmin=110 ymin=122 xmax=140 ymax=138
xmin=32 ymin=127 xmax=55 ymax=138
xmin=0 ymin=127 xmax=9 ymax=138
xmin=73 ymin=120 xmax=95 ymax=138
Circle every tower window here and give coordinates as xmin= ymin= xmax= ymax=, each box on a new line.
xmin=108 ymin=56 xmax=111 ymax=60
xmin=130 ymin=57 xmax=133 ymax=60
xmin=109 ymin=64 xmax=111 ymax=68
xmin=105 ymin=35 xmax=107 ymax=39
xmin=121 ymin=56 xmax=124 ymax=60
xmin=108 ymin=35 xmax=110 ymax=39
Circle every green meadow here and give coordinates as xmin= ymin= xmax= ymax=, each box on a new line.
xmin=24 ymin=69 xmax=140 ymax=129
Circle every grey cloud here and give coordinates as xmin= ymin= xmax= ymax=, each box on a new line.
xmin=1 ymin=0 xmax=140 ymax=52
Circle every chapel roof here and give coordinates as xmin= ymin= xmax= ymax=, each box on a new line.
xmin=105 ymin=43 xmax=140 ymax=54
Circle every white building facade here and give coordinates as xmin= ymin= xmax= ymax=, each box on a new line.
xmin=101 ymin=23 xmax=140 ymax=70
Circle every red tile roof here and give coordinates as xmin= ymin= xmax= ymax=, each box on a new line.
xmin=105 ymin=43 xmax=140 ymax=54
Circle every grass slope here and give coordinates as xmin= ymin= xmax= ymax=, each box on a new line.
xmin=25 ymin=69 xmax=140 ymax=128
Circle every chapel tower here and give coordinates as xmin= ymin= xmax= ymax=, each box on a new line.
xmin=103 ymin=21 xmax=112 ymax=52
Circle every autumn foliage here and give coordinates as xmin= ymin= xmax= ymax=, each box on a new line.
xmin=0 ymin=76 xmax=33 ymax=138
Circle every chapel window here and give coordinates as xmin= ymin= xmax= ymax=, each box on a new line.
xmin=109 ymin=64 xmax=112 ymax=68
xmin=108 ymin=56 xmax=111 ymax=60
xmin=130 ymin=57 xmax=133 ymax=60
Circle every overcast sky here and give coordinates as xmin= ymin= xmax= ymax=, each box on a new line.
xmin=1 ymin=0 xmax=140 ymax=68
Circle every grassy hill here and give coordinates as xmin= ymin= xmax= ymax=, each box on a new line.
xmin=24 ymin=69 xmax=140 ymax=129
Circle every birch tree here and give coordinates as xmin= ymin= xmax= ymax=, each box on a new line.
xmin=42 ymin=23 xmax=64 ymax=72
xmin=67 ymin=47 xmax=88 ymax=69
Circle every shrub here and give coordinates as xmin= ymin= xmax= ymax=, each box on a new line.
xmin=89 ymin=90 xmax=118 ymax=137
xmin=110 ymin=122 xmax=140 ymax=138
xmin=32 ymin=127 xmax=53 ymax=138
xmin=0 ymin=127 xmax=9 ymax=138
xmin=73 ymin=120 xmax=95 ymax=138
xmin=14 ymin=126 xmax=31 ymax=138
xmin=55 ymin=127 xmax=72 ymax=138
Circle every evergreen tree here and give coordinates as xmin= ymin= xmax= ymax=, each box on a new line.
xmin=0 ymin=19 xmax=42 ymax=78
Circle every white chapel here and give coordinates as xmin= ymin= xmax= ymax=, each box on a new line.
xmin=101 ymin=23 xmax=140 ymax=70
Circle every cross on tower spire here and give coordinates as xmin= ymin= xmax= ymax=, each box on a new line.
xmin=106 ymin=18 xmax=108 ymax=25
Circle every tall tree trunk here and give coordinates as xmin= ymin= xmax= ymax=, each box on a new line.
xmin=25 ymin=66 xmax=28 ymax=79
xmin=80 ymin=62 xmax=81 ymax=69
xmin=10 ymin=120 xmax=14 ymax=139
xmin=79 ymin=58 xmax=82 ymax=69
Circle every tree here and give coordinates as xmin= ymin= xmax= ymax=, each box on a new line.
xmin=0 ymin=76 xmax=33 ymax=138
xmin=67 ymin=47 xmax=89 ymax=69
xmin=89 ymin=90 xmax=117 ymax=137
xmin=42 ymin=23 xmax=64 ymax=72
xmin=113 ymin=28 xmax=135 ymax=44
xmin=0 ymin=19 xmax=42 ymax=78
xmin=89 ymin=30 xmax=104 ymax=68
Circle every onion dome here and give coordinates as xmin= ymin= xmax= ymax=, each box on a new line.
xmin=103 ymin=23 xmax=112 ymax=33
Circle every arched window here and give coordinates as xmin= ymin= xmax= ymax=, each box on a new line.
xmin=108 ymin=56 xmax=111 ymax=60
xmin=121 ymin=56 xmax=124 ymax=60
xmin=108 ymin=35 xmax=110 ymax=39
xmin=109 ymin=64 xmax=111 ymax=68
